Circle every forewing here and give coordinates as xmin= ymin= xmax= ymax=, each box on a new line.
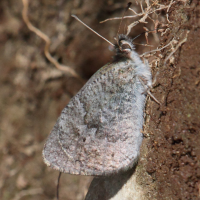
xmin=43 ymin=61 xmax=146 ymax=176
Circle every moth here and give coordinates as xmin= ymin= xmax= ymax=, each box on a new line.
xmin=43 ymin=15 xmax=152 ymax=176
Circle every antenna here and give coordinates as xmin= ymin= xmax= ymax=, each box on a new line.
xmin=56 ymin=172 xmax=62 ymax=200
xmin=116 ymin=2 xmax=132 ymax=38
xmin=71 ymin=15 xmax=114 ymax=46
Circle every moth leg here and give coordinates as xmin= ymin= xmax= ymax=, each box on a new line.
xmin=138 ymin=76 xmax=161 ymax=105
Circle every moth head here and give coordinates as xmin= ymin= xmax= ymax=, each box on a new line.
xmin=114 ymin=34 xmax=135 ymax=60
xmin=119 ymin=40 xmax=132 ymax=52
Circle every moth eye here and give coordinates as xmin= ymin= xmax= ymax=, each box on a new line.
xmin=121 ymin=44 xmax=131 ymax=50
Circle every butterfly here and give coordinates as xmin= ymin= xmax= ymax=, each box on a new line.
xmin=42 ymin=31 xmax=152 ymax=176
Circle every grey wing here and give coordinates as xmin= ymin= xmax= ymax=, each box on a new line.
xmin=43 ymin=61 xmax=146 ymax=176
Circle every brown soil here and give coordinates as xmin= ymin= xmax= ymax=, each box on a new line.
xmin=143 ymin=0 xmax=200 ymax=198
xmin=0 ymin=0 xmax=199 ymax=200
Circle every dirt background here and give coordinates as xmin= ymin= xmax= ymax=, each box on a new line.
xmin=0 ymin=0 xmax=199 ymax=200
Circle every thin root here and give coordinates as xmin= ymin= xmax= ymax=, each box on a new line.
xmin=164 ymin=31 xmax=190 ymax=66
xmin=21 ymin=0 xmax=83 ymax=81
xmin=140 ymin=41 xmax=173 ymax=57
